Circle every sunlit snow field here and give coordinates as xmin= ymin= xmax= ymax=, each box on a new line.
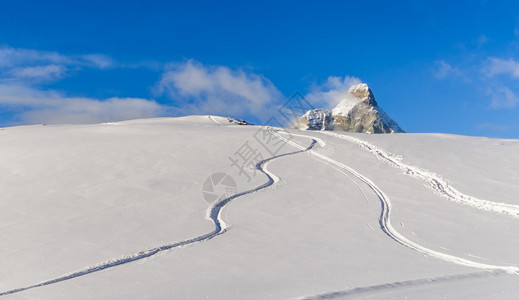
xmin=1 ymin=116 xmax=518 ymax=299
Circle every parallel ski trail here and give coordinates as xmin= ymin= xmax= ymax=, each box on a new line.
xmin=273 ymin=129 xmax=519 ymax=275
xmin=0 ymin=136 xmax=317 ymax=297
xmin=299 ymin=270 xmax=505 ymax=299
xmin=320 ymin=131 xmax=519 ymax=217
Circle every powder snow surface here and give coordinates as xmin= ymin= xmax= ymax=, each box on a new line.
xmin=1 ymin=116 xmax=518 ymax=299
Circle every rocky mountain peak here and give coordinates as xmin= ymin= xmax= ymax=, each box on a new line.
xmin=297 ymin=83 xmax=404 ymax=134
xmin=347 ymin=83 xmax=378 ymax=106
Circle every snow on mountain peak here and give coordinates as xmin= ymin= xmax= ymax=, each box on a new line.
xmin=348 ymin=83 xmax=370 ymax=98
xmin=298 ymin=83 xmax=404 ymax=134
xmin=332 ymin=83 xmax=379 ymax=117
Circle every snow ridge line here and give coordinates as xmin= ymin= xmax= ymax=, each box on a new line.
xmin=0 ymin=138 xmax=317 ymax=297
xmin=273 ymin=130 xmax=519 ymax=274
xmin=320 ymin=131 xmax=519 ymax=217
xmin=207 ymin=115 xmax=222 ymax=126
xmin=298 ymin=270 xmax=505 ymax=299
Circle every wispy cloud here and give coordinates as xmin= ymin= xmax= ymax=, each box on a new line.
xmin=155 ymin=60 xmax=283 ymax=120
xmin=305 ymin=75 xmax=362 ymax=109
xmin=434 ymin=60 xmax=469 ymax=81
xmin=484 ymin=57 xmax=519 ymax=78
xmin=476 ymin=34 xmax=489 ymax=47
xmin=475 ymin=122 xmax=510 ymax=131
xmin=81 ymin=54 xmax=115 ymax=69
xmin=0 ymin=46 xmax=115 ymax=70
xmin=0 ymin=46 xmax=163 ymax=125
xmin=0 ymin=46 xmax=117 ymax=85
xmin=0 ymin=84 xmax=163 ymax=124
xmin=435 ymin=46 xmax=519 ymax=110
xmin=0 ymin=47 xmax=70 ymax=68
xmin=6 ymin=64 xmax=67 ymax=83
xmin=487 ymin=86 xmax=519 ymax=109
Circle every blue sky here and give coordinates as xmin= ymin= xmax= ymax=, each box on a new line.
xmin=1 ymin=0 xmax=519 ymax=138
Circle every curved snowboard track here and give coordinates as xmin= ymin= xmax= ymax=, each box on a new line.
xmin=299 ymin=270 xmax=505 ymax=299
xmin=272 ymin=129 xmax=519 ymax=275
xmin=0 ymin=137 xmax=317 ymax=297
xmin=320 ymin=131 xmax=519 ymax=217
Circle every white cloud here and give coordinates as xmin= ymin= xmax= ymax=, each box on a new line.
xmin=0 ymin=46 xmax=164 ymax=125
xmin=81 ymin=54 xmax=115 ymax=69
xmin=0 ymin=84 xmax=163 ymax=124
xmin=474 ymin=57 xmax=519 ymax=109
xmin=487 ymin=86 xmax=519 ymax=109
xmin=6 ymin=65 xmax=67 ymax=82
xmin=484 ymin=57 xmax=519 ymax=78
xmin=475 ymin=122 xmax=509 ymax=131
xmin=476 ymin=34 xmax=488 ymax=47
xmin=0 ymin=47 xmax=71 ymax=68
xmin=155 ymin=60 xmax=283 ymax=120
xmin=434 ymin=60 xmax=469 ymax=81
xmin=305 ymin=75 xmax=362 ymax=109
xmin=0 ymin=46 xmax=115 ymax=72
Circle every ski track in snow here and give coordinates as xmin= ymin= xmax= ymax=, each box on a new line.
xmin=0 ymin=136 xmax=317 ymax=297
xmin=298 ymin=270 xmax=506 ymax=299
xmin=286 ymin=132 xmax=370 ymax=206
xmin=320 ymin=131 xmax=519 ymax=217
xmin=3 ymin=123 xmax=518 ymax=297
xmin=272 ymin=129 xmax=519 ymax=275
xmin=207 ymin=115 xmax=222 ymax=126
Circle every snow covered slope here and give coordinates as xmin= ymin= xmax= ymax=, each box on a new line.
xmin=1 ymin=116 xmax=518 ymax=299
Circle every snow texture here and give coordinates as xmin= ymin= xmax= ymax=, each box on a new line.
xmin=1 ymin=116 xmax=518 ymax=299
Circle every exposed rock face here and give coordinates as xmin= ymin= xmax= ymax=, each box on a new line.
xmin=300 ymin=109 xmax=334 ymax=130
xmin=296 ymin=83 xmax=404 ymax=134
